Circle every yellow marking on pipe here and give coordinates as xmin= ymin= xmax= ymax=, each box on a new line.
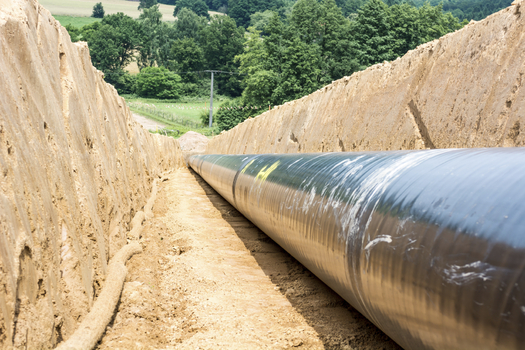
xmin=255 ymin=161 xmax=281 ymax=183
xmin=240 ymin=159 xmax=255 ymax=174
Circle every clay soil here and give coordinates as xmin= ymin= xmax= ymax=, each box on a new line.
xmin=97 ymin=168 xmax=402 ymax=350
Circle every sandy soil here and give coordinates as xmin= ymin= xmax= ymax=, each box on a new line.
xmin=178 ymin=131 xmax=209 ymax=153
xmin=97 ymin=168 xmax=401 ymax=349
xmin=133 ymin=113 xmax=166 ymax=131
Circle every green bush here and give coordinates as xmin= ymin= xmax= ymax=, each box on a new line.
xmin=215 ymin=99 xmax=248 ymax=131
xmin=199 ymin=108 xmax=212 ymax=126
xmin=64 ymin=24 xmax=81 ymax=42
xmin=135 ymin=67 xmax=182 ymax=99
xmin=107 ymin=71 xmax=137 ymax=95
xmin=92 ymin=3 xmax=105 ymax=18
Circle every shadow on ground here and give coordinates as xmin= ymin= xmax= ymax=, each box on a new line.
xmin=188 ymin=169 xmax=401 ymax=350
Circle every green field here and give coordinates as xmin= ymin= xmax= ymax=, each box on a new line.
xmin=41 ymin=0 xmax=222 ymax=20
xmin=123 ymin=96 xmax=230 ymax=137
xmin=41 ymin=0 xmax=176 ymax=19
xmin=53 ymin=15 xmax=101 ymax=27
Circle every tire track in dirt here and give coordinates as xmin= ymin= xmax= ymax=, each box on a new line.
xmin=97 ymin=168 xmax=401 ymax=349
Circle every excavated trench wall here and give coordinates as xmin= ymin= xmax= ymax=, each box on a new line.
xmin=0 ymin=0 xmax=184 ymax=348
xmin=206 ymin=1 xmax=525 ymax=155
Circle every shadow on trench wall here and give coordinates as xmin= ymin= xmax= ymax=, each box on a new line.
xmin=188 ymin=169 xmax=401 ymax=350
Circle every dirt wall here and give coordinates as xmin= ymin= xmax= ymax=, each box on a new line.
xmin=207 ymin=1 xmax=525 ymax=154
xmin=0 ymin=0 xmax=184 ymax=348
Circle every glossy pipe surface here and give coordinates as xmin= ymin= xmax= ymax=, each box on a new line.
xmin=189 ymin=149 xmax=525 ymax=350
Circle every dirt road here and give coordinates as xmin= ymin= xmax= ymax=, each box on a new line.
xmin=133 ymin=113 xmax=166 ymax=131
xmin=98 ymin=168 xmax=401 ymax=349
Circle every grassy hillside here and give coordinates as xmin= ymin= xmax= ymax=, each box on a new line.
xmin=123 ymin=96 xmax=231 ymax=137
xmin=53 ymin=15 xmax=101 ymax=27
xmin=40 ymin=0 xmax=176 ymax=19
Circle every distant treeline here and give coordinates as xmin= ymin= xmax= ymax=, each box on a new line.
xmin=155 ymin=0 xmax=512 ymax=25
xmin=409 ymin=0 xmax=512 ymax=21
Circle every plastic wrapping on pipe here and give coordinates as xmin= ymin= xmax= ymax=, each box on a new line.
xmin=188 ymin=149 xmax=525 ymax=350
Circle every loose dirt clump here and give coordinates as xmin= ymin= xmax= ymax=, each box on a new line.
xmin=98 ymin=168 xmax=401 ymax=349
xmin=178 ymin=131 xmax=210 ymax=161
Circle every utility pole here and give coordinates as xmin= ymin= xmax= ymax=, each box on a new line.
xmin=205 ymin=70 xmax=243 ymax=128
xmin=209 ymin=72 xmax=214 ymax=128
xmin=205 ymin=70 xmax=219 ymax=128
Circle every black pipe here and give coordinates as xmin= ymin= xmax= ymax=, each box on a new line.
xmin=189 ymin=149 xmax=525 ymax=350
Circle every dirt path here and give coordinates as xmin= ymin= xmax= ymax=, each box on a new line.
xmin=98 ymin=168 xmax=401 ymax=350
xmin=133 ymin=112 xmax=166 ymax=131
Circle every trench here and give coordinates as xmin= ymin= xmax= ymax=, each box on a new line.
xmin=97 ymin=167 xmax=400 ymax=350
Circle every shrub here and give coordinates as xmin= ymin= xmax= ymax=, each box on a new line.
xmin=135 ymin=67 xmax=182 ymax=99
xmin=64 ymin=24 xmax=81 ymax=42
xmin=200 ymin=108 xmax=212 ymax=126
xmin=215 ymin=99 xmax=248 ymax=131
xmin=107 ymin=71 xmax=137 ymax=95
xmin=92 ymin=3 xmax=105 ymax=18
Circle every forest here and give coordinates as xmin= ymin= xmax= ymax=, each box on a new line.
xmin=409 ymin=0 xmax=512 ymax=21
xmin=156 ymin=0 xmax=513 ymax=23
xmin=65 ymin=0 xmax=510 ymax=131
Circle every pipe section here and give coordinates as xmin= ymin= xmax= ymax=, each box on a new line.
xmin=189 ymin=149 xmax=525 ymax=350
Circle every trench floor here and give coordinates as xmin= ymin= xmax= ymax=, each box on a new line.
xmin=97 ymin=167 xmax=401 ymax=349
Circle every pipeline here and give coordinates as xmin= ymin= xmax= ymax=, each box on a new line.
xmin=189 ymin=149 xmax=525 ymax=350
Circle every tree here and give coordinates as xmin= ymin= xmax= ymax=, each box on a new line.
xmin=92 ymin=2 xmax=105 ymax=18
xmin=249 ymin=10 xmax=274 ymax=32
xmin=174 ymin=8 xmax=206 ymax=40
xmin=417 ymin=3 xmax=464 ymax=43
xmin=227 ymin=0 xmax=284 ymax=28
xmin=199 ymin=15 xmax=245 ymax=96
xmin=262 ymin=12 xmax=286 ymax=74
xmin=86 ymin=13 xmax=142 ymax=91
xmin=387 ymin=2 xmax=421 ymax=58
xmin=204 ymin=0 xmax=228 ymax=11
xmin=135 ymin=67 xmax=182 ymax=99
xmin=352 ymin=0 xmax=394 ymax=66
xmin=384 ymin=0 xmax=401 ymax=5
xmin=275 ymin=35 xmax=323 ymax=103
xmin=319 ymin=0 xmax=360 ymax=81
xmin=78 ymin=21 xmax=102 ymax=42
xmin=410 ymin=0 xmax=512 ymax=21
xmin=213 ymin=0 xmax=229 ymax=12
xmin=342 ymin=0 xmax=365 ymax=16
xmin=138 ymin=0 xmax=158 ymax=10
xmin=174 ymin=0 xmax=210 ymax=18
xmin=137 ymin=5 xmax=177 ymax=68
xmin=88 ymin=25 xmax=122 ymax=74
xmin=99 ymin=13 xmax=142 ymax=69
xmin=171 ymin=38 xmax=205 ymax=83
xmin=289 ymin=0 xmax=324 ymax=44
xmin=64 ymin=24 xmax=81 ymax=42
xmin=236 ymin=27 xmax=276 ymax=108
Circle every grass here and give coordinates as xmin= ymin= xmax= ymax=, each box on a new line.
xmin=130 ymin=105 xmax=216 ymax=138
xmin=41 ymin=0 xmax=176 ymax=19
xmin=53 ymin=15 xmax=101 ymax=27
xmin=41 ymin=0 xmax=220 ymax=20
xmin=123 ymin=95 xmax=230 ymax=138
